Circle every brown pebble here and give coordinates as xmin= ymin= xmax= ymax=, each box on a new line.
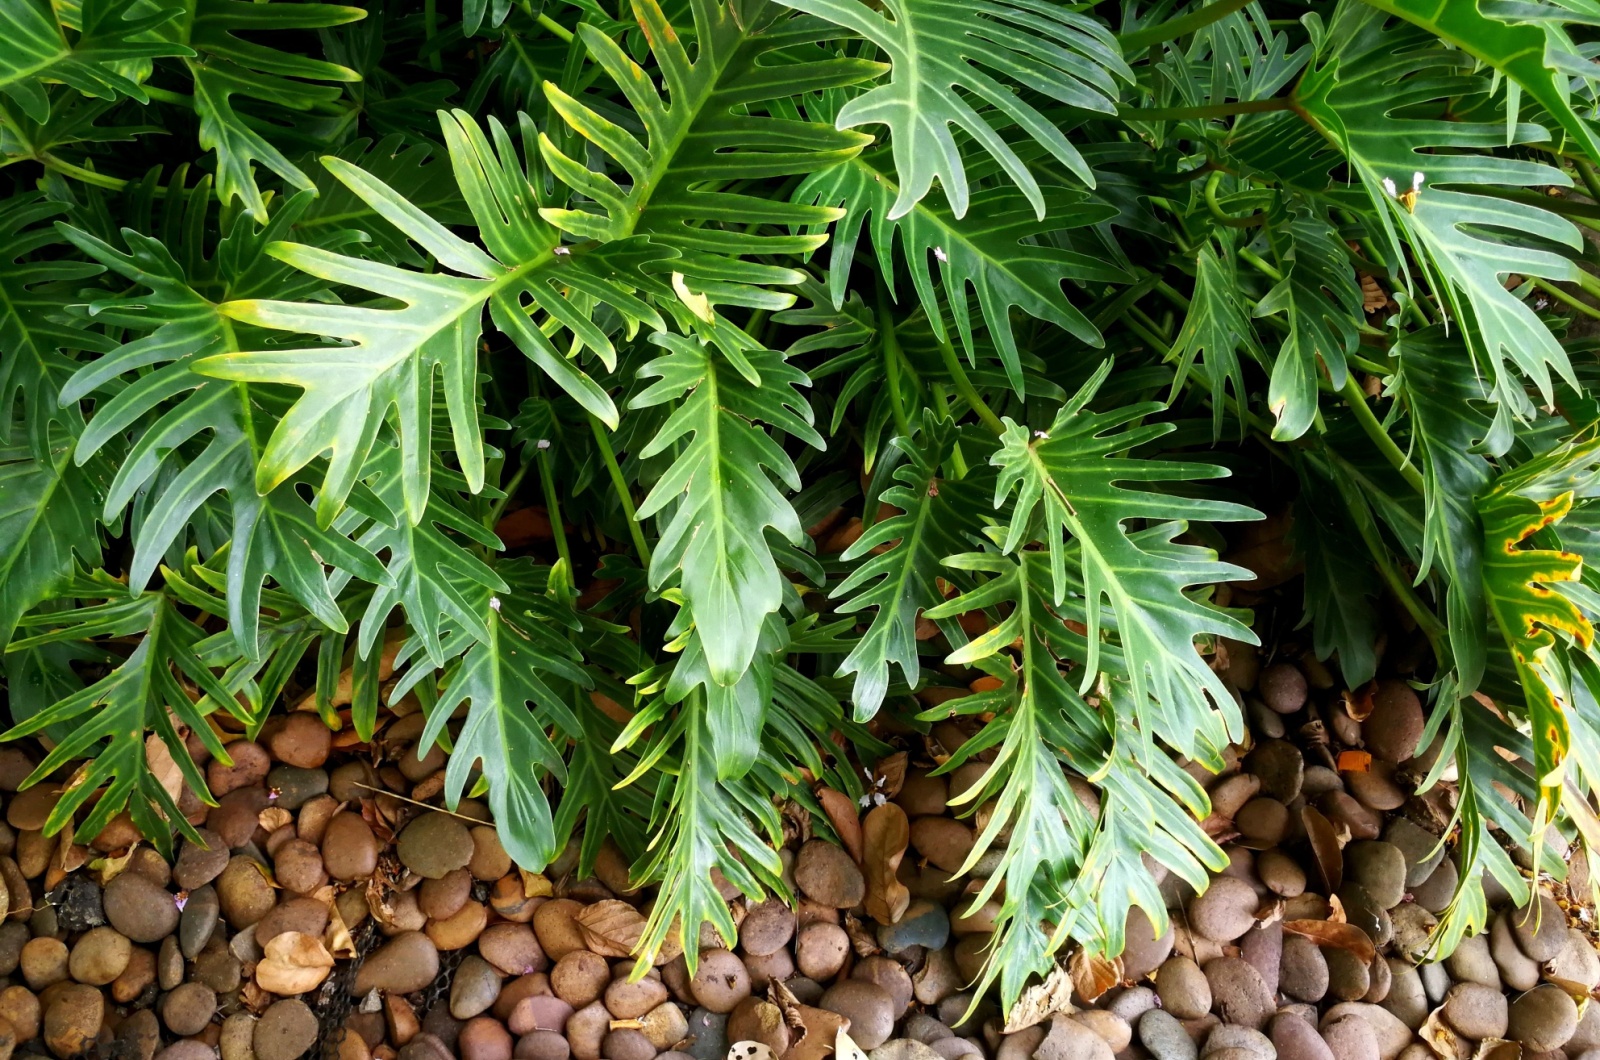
xmin=322 ymin=813 xmax=380 ymax=882
xmin=689 ymin=949 xmax=750 ymax=1014
xmin=533 ymin=900 xmax=588 ymax=962
xmin=419 ymin=869 xmax=474 ymax=921
xmin=427 ymin=901 xmax=489 ymax=951
xmin=217 ymin=856 xmax=277 ymax=929
xmin=67 ymin=928 xmax=129 ymax=987
xmin=273 ymin=839 xmax=328 ymax=895
xmin=794 ymin=840 xmax=865 ymax=908
xmin=551 ymin=951 xmax=610 ymax=1007
xmin=256 ymin=998 xmax=319 ymax=1060
xmin=43 ymin=983 xmax=102 ymax=1059
xmin=271 ymin=713 xmax=332 ymax=769
xmin=469 ymin=828 xmax=512 ymax=882
xmin=161 ymin=981 xmax=217 ymax=1036
xmin=795 ymin=922 xmax=850 ymax=980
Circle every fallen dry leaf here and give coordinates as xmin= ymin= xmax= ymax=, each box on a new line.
xmin=1004 ymin=962 xmax=1076 ymax=1032
xmin=255 ymin=931 xmax=335 ymax=995
xmin=520 ymin=868 xmax=553 ymax=898
xmin=1473 ymin=1040 xmax=1521 ymax=1060
xmin=1068 ymin=948 xmax=1122 ymax=1003
xmin=259 ymin=807 xmax=293 ymax=833
xmin=576 ymin=899 xmax=647 ymax=959
xmin=873 ymin=753 xmax=908 ymax=800
xmin=325 ymin=899 xmax=357 ymax=960
xmin=1421 ymin=1005 xmax=1471 ymax=1060
xmin=861 ymin=803 xmax=911 ymax=926
xmin=1302 ymin=806 xmax=1344 ymax=893
xmin=834 ymin=1029 xmax=869 ymax=1060
xmin=816 ymin=788 xmax=864 ymax=864
xmin=1283 ymin=919 xmax=1376 ymax=964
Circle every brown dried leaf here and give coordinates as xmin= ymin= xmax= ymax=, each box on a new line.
xmin=520 ymin=869 xmax=553 ymax=898
xmin=817 ymin=788 xmax=864 ymax=864
xmin=325 ymin=899 xmax=357 ymax=960
xmin=255 ymin=931 xmax=335 ymax=995
xmin=576 ymin=899 xmax=647 ymax=959
xmin=1473 ymin=1040 xmax=1521 ymax=1060
xmin=1343 ymin=683 xmax=1378 ymax=722
xmin=146 ymin=733 xmax=185 ymax=806
xmin=1283 ymin=919 xmax=1376 ymax=964
xmin=1302 ymin=806 xmax=1344 ymax=893
xmin=787 ymin=1004 xmax=848 ymax=1060
xmin=873 ymin=753 xmax=908 ymax=799
xmin=92 ymin=843 xmax=138 ymax=886
xmin=861 ymin=803 xmax=911 ymax=926
xmin=1068 ymin=948 xmax=1122 ymax=1003
xmin=843 ymin=914 xmax=880 ymax=957
xmin=259 ymin=807 xmax=293 ymax=833
xmin=1003 ymin=962 xmax=1076 ymax=1032
xmin=1422 ymin=1006 xmax=1471 ymax=1060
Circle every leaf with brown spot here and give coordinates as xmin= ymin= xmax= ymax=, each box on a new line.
xmin=1283 ymin=919 xmax=1375 ymax=964
xmin=861 ymin=803 xmax=910 ymax=925
xmin=1068 ymin=947 xmax=1122 ymax=1003
xmin=576 ymin=899 xmax=647 ymax=958
xmin=817 ymin=787 xmax=864 ymax=864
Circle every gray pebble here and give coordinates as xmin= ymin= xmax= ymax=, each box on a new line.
xmin=1138 ymin=1010 xmax=1196 ymax=1060
xmin=1443 ymin=982 xmax=1509 ymax=1040
xmin=1383 ymin=819 xmax=1446 ymax=889
xmin=1508 ymin=985 xmax=1579 ymax=1053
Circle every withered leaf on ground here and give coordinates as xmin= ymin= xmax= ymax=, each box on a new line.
xmin=1283 ymin=918 xmax=1376 ymax=964
xmin=861 ymin=803 xmax=911 ymax=925
xmin=255 ymin=931 xmax=335 ymax=995
xmin=1004 ymin=962 xmax=1076 ymax=1032
xmin=1302 ymin=806 xmax=1343 ymax=893
xmin=817 ymin=787 xmax=864 ymax=864
xmin=873 ymin=752 xmax=908 ymax=799
xmin=576 ymin=899 xmax=647 ymax=959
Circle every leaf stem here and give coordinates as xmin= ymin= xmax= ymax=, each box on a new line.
xmin=875 ymin=280 xmax=915 ymax=438
xmin=536 ymin=448 xmax=573 ymax=570
xmin=424 ymin=0 xmax=443 ymax=71
xmin=41 ymin=155 xmax=128 ymax=191
xmin=537 ymin=12 xmax=575 ymax=41
xmin=1204 ymin=170 xmax=1264 ymax=227
xmin=142 ymin=86 xmax=193 ymax=107
xmin=1123 ymin=96 xmax=1292 ymax=123
xmin=1576 ymin=157 xmax=1600 ymax=204
xmin=1338 ymin=373 xmax=1423 ymax=495
xmin=588 ymin=413 xmax=652 ymax=567
xmin=934 ymin=336 xmax=1005 ymax=435
xmin=1533 ymin=277 xmax=1600 ymax=321
xmin=1118 ymin=0 xmax=1256 ymax=49
xmin=487 ymin=459 xmax=531 ymax=529
xmin=1237 ymin=246 xmax=1283 ymax=283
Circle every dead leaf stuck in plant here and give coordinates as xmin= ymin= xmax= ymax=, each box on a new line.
xmin=861 ymin=803 xmax=911 ymax=925
xmin=1003 ymin=962 xmax=1076 ymax=1032
xmin=1068 ymin=948 xmax=1122 ymax=1003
